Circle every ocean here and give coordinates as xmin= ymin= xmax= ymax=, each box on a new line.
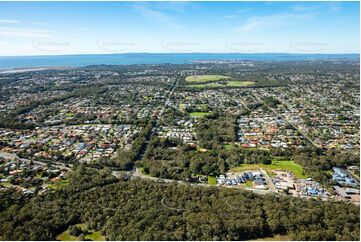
xmin=0 ymin=53 xmax=359 ymax=70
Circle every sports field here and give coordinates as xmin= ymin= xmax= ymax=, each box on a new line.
xmin=185 ymin=75 xmax=231 ymax=83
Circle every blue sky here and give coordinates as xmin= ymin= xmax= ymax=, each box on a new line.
xmin=0 ymin=1 xmax=359 ymax=56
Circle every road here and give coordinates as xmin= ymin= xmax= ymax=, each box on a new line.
xmin=135 ymin=71 xmax=182 ymax=162
xmin=260 ymin=168 xmax=277 ymax=193
xmin=251 ymin=93 xmax=320 ymax=148
xmin=0 ymin=152 xmax=289 ymax=198
xmin=238 ymin=98 xmax=251 ymax=111
xmin=132 ymin=168 xmax=210 ymax=187
xmin=341 ymin=101 xmax=358 ymax=110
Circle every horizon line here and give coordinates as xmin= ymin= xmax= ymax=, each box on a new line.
xmin=0 ymin=52 xmax=360 ymax=58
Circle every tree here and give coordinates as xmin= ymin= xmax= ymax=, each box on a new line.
xmin=69 ymin=225 xmax=82 ymax=237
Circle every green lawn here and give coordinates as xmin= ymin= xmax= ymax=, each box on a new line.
xmin=223 ymin=144 xmax=236 ymax=150
xmin=267 ymin=160 xmax=306 ymax=179
xmin=208 ymin=176 xmax=217 ymax=185
xmin=185 ymin=75 xmax=231 ymax=83
xmin=230 ymin=158 xmax=307 ymax=179
xmin=189 ymin=112 xmax=211 ymax=117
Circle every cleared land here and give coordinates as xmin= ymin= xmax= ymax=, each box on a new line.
xmin=230 ymin=158 xmax=307 ymax=179
xmin=185 ymin=75 xmax=231 ymax=83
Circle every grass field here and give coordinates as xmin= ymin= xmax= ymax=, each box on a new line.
xmin=208 ymin=176 xmax=217 ymax=185
xmin=185 ymin=75 xmax=231 ymax=83
xmin=268 ymin=160 xmax=306 ymax=178
xmin=56 ymin=223 xmax=106 ymax=241
xmin=188 ymin=81 xmax=255 ymax=88
xmin=230 ymin=158 xmax=307 ymax=179
xmin=189 ymin=112 xmax=211 ymax=117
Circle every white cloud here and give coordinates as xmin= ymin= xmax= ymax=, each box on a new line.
xmin=292 ymin=2 xmax=342 ymax=13
xmin=0 ymin=19 xmax=19 ymax=24
xmin=236 ymin=12 xmax=315 ymax=32
xmin=0 ymin=27 xmax=55 ymax=38
xmin=131 ymin=3 xmax=186 ymax=30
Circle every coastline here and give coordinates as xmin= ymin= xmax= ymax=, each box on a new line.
xmin=0 ymin=53 xmax=359 ymax=70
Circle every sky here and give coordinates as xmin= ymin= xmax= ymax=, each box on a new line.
xmin=0 ymin=1 xmax=359 ymax=56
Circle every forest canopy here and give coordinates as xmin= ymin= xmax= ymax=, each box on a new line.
xmin=0 ymin=166 xmax=359 ymax=241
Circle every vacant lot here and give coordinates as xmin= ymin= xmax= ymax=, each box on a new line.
xmin=185 ymin=75 xmax=231 ymax=83
xmin=230 ymin=158 xmax=307 ymax=179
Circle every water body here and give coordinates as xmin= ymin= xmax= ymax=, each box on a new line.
xmin=0 ymin=53 xmax=358 ymax=70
